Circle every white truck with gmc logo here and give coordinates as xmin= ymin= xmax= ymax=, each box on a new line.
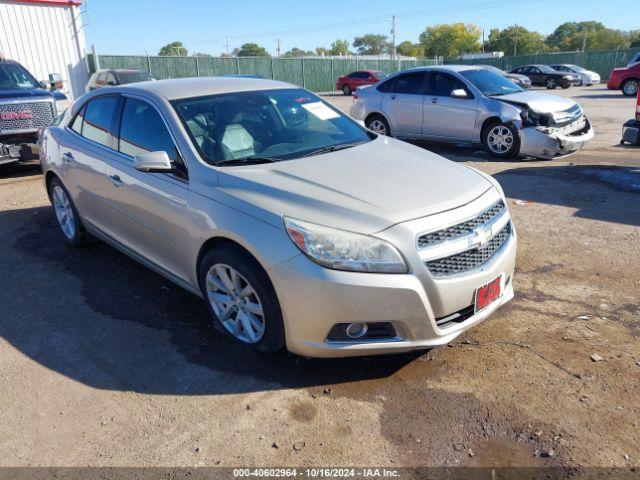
xmin=0 ymin=59 xmax=70 ymax=165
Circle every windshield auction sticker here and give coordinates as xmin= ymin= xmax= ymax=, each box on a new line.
xmin=301 ymin=102 xmax=340 ymax=121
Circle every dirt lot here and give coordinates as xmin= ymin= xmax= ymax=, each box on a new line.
xmin=0 ymin=86 xmax=639 ymax=474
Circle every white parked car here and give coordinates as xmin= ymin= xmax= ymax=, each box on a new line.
xmin=550 ymin=64 xmax=601 ymax=86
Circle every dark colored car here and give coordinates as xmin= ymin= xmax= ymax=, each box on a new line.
xmin=85 ymin=69 xmax=155 ymax=92
xmin=336 ymin=70 xmax=386 ymax=96
xmin=481 ymin=65 xmax=531 ymax=89
xmin=607 ymin=62 xmax=640 ymax=97
xmin=0 ymin=59 xmax=69 ymax=165
xmin=510 ymin=65 xmax=578 ymax=89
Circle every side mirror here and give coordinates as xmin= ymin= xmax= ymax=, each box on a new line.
xmin=48 ymin=73 xmax=63 ymax=91
xmin=451 ymin=88 xmax=468 ymax=99
xmin=133 ymin=151 xmax=173 ymax=173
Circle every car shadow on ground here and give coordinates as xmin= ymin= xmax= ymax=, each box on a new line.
xmin=0 ymin=161 xmax=41 ymax=179
xmin=0 ymin=206 xmax=419 ymax=396
xmin=494 ymin=164 xmax=640 ymax=226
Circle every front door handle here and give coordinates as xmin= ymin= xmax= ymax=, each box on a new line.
xmin=62 ymin=152 xmax=74 ymax=163
xmin=431 ymin=98 xmax=438 ymax=104
xmin=390 ymin=94 xmax=396 ymax=100
xmin=108 ymin=174 xmax=124 ymax=187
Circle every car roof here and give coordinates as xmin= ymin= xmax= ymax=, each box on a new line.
xmin=123 ymin=76 xmax=295 ymax=100
xmin=405 ymin=65 xmax=485 ymax=73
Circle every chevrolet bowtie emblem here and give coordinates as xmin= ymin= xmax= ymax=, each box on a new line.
xmin=474 ymin=226 xmax=492 ymax=248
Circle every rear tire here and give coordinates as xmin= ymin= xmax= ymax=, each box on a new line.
xmin=621 ymin=79 xmax=639 ymax=97
xmin=546 ymin=78 xmax=558 ymax=89
xmin=48 ymin=177 xmax=90 ymax=247
xmin=342 ymin=84 xmax=352 ymax=96
xmin=482 ymin=121 xmax=520 ymax=159
xmin=365 ymin=114 xmax=391 ymax=136
xmin=198 ymin=244 xmax=285 ymax=352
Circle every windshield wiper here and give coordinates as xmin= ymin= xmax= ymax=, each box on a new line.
xmin=214 ymin=156 xmax=277 ymax=167
xmin=301 ymin=143 xmax=360 ymax=158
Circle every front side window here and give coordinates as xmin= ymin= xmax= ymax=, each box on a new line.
xmin=461 ymin=69 xmax=522 ymax=97
xmin=81 ymin=96 xmax=119 ymax=147
xmin=119 ymin=97 xmax=180 ymax=161
xmin=430 ymin=72 xmax=467 ymax=97
xmin=390 ymin=73 xmax=426 ymax=95
xmin=70 ymin=105 xmax=85 ymax=134
xmin=173 ymin=88 xmax=372 ymax=165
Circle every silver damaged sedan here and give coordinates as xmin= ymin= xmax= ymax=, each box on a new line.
xmin=350 ymin=65 xmax=594 ymax=159
xmin=40 ymin=77 xmax=516 ymax=357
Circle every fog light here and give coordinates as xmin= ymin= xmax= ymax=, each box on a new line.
xmin=345 ymin=322 xmax=368 ymax=339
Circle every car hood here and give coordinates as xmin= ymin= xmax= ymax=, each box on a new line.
xmin=215 ymin=136 xmax=493 ymax=234
xmin=495 ymin=91 xmax=577 ymax=114
xmin=507 ymin=73 xmax=530 ymax=81
xmin=0 ymin=87 xmax=53 ymax=100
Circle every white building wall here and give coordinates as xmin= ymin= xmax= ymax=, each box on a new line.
xmin=0 ymin=1 xmax=89 ymax=99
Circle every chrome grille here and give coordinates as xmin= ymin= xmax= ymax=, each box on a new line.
xmin=418 ymin=200 xmax=505 ymax=248
xmin=0 ymin=101 xmax=54 ymax=132
xmin=426 ymin=223 xmax=511 ymax=277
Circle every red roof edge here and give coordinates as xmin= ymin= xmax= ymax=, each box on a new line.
xmin=12 ymin=0 xmax=81 ymax=6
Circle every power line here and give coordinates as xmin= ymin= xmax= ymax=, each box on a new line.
xmin=190 ymin=0 xmax=550 ymax=47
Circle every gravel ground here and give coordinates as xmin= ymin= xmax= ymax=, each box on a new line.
xmin=0 ymin=85 xmax=638 ymax=473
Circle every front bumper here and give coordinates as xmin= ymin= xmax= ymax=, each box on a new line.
xmin=268 ymin=189 xmax=517 ymax=358
xmin=519 ymin=118 xmax=595 ymax=159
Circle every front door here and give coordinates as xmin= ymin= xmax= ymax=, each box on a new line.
xmin=422 ymin=71 xmax=478 ymax=140
xmin=381 ymin=71 xmax=427 ymax=135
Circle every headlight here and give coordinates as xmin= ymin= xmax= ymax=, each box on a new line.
xmin=55 ymin=98 xmax=71 ymax=114
xmin=283 ymin=217 xmax=408 ymax=273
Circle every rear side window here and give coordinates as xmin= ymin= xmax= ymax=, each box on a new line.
xmin=390 ymin=73 xmax=426 ymax=94
xmin=119 ymin=97 xmax=179 ymax=161
xmin=80 ymin=96 xmax=119 ymax=147
xmin=377 ymin=78 xmax=395 ymax=92
xmin=429 ymin=72 xmax=467 ymax=97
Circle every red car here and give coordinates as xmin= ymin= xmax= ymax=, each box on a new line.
xmin=607 ymin=62 xmax=640 ymax=97
xmin=336 ymin=70 xmax=386 ymax=96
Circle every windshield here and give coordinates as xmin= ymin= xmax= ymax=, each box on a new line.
xmin=116 ymin=71 xmax=154 ymax=84
xmin=173 ymin=88 xmax=373 ymax=165
xmin=568 ymin=65 xmax=586 ymax=72
xmin=461 ymin=69 xmax=523 ymax=97
xmin=0 ymin=63 xmax=40 ymax=89
xmin=373 ymin=71 xmax=387 ymax=79
xmin=538 ymin=65 xmax=557 ymax=74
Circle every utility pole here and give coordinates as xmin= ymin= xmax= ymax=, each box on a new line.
xmin=276 ymin=39 xmax=282 ymax=57
xmin=482 ymin=29 xmax=485 ymax=53
xmin=513 ymin=24 xmax=518 ymax=57
xmin=581 ymin=30 xmax=587 ymax=52
xmin=391 ymin=15 xmax=397 ymax=59
xmin=224 ymin=37 xmax=230 ymax=56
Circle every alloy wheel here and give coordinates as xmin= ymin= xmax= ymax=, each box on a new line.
xmin=623 ymin=80 xmax=638 ymax=96
xmin=368 ymin=118 xmax=388 ymax=135
xmin=205 ymin=263 xmax=266 ymax=344
xmin=487 ymin=125 xmax=514 ymax=154
xmin=52 ymin=185 xmax=76 ymax=240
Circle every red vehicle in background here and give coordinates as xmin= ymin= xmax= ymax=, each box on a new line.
xmin=336 ymin=70 xmax=386 ymax=96
xmin=607 ymin=62 xmax=640 ymax=97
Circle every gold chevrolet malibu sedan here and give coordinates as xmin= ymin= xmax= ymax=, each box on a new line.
xmin=39 ymin=77 xmax=516 ymax=357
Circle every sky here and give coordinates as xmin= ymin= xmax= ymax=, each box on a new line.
xmin=83 ymin=0 xmax=640 ymax=57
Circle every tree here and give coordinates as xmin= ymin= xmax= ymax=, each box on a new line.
xmin=545 ymin=21 xmax=629 ymax=51
xmin=158 ymin=41 xmax=188 ymax=57
xmin=396 ymin=40 xmax=423 ymax=57
xmin=419 ymin=23 xmax=481 ymax=57
xmin=330 ymin=39 xmax=351 ymax=56
xmin=484 ymin=26 xmax=548 ymax=55
xmin=283 ymin=47 xmax=313 ymax=57
xmin=192 ymin=52 xmax=212 ymax=58
xmin=233 ymin=43 xmax=270 ymax=57
xmin=353 ymin=34 xmax=390 ymax=55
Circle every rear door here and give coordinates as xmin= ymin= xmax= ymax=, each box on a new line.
xmin=100 ymin=94 xmax=193 ymax=281
xmin=381 ymin=71 xmax=427 ymax=135
xmin=59 ymin=95 xmax=120 ymax=231
xmin=422 ymin=71 xmax=478 ymax=140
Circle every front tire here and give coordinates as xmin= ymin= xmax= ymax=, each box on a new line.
xmin=482 ymin=121 xmax=520 ymax=158
xmin=342 ymin=84 xmax=352 ymax=96
xmin=199 ymin=244 xmax=285 ymax=352
xmin=48 ymin=178 xmax=89 ymax=247
xmin=546 ymin=78 xmax=558 ymax=89
xmin=365 ymin=114 xmax=391 ymax=136
xmin=621 ymin=79 xmax=639 ymax=97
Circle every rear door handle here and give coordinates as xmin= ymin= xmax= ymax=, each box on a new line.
xmin=108 ymin=174 xmax=124 ymax=187
xmin=431 ymin=98 xmax=438 ymax=104
xmin=62 ymin=151 xmax=74 ymax=163
xmin=390 ymin=94 xmax=396 ymax=100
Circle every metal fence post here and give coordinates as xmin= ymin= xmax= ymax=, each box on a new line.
xmin=330 ymin=58 xmax=334 ymax=91
xmin=271 ymin=57 xmax=275 ymax=79
xmin=301 ymin=59 xmax=306 ymax=88
xmin=195 ymin=56 xmax=200 ymax=77
xmin=236 ymin=57 xmax=240 ymax=74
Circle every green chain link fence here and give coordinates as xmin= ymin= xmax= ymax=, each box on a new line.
xmin=88 ymin=48 xmax=637 ymax=92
